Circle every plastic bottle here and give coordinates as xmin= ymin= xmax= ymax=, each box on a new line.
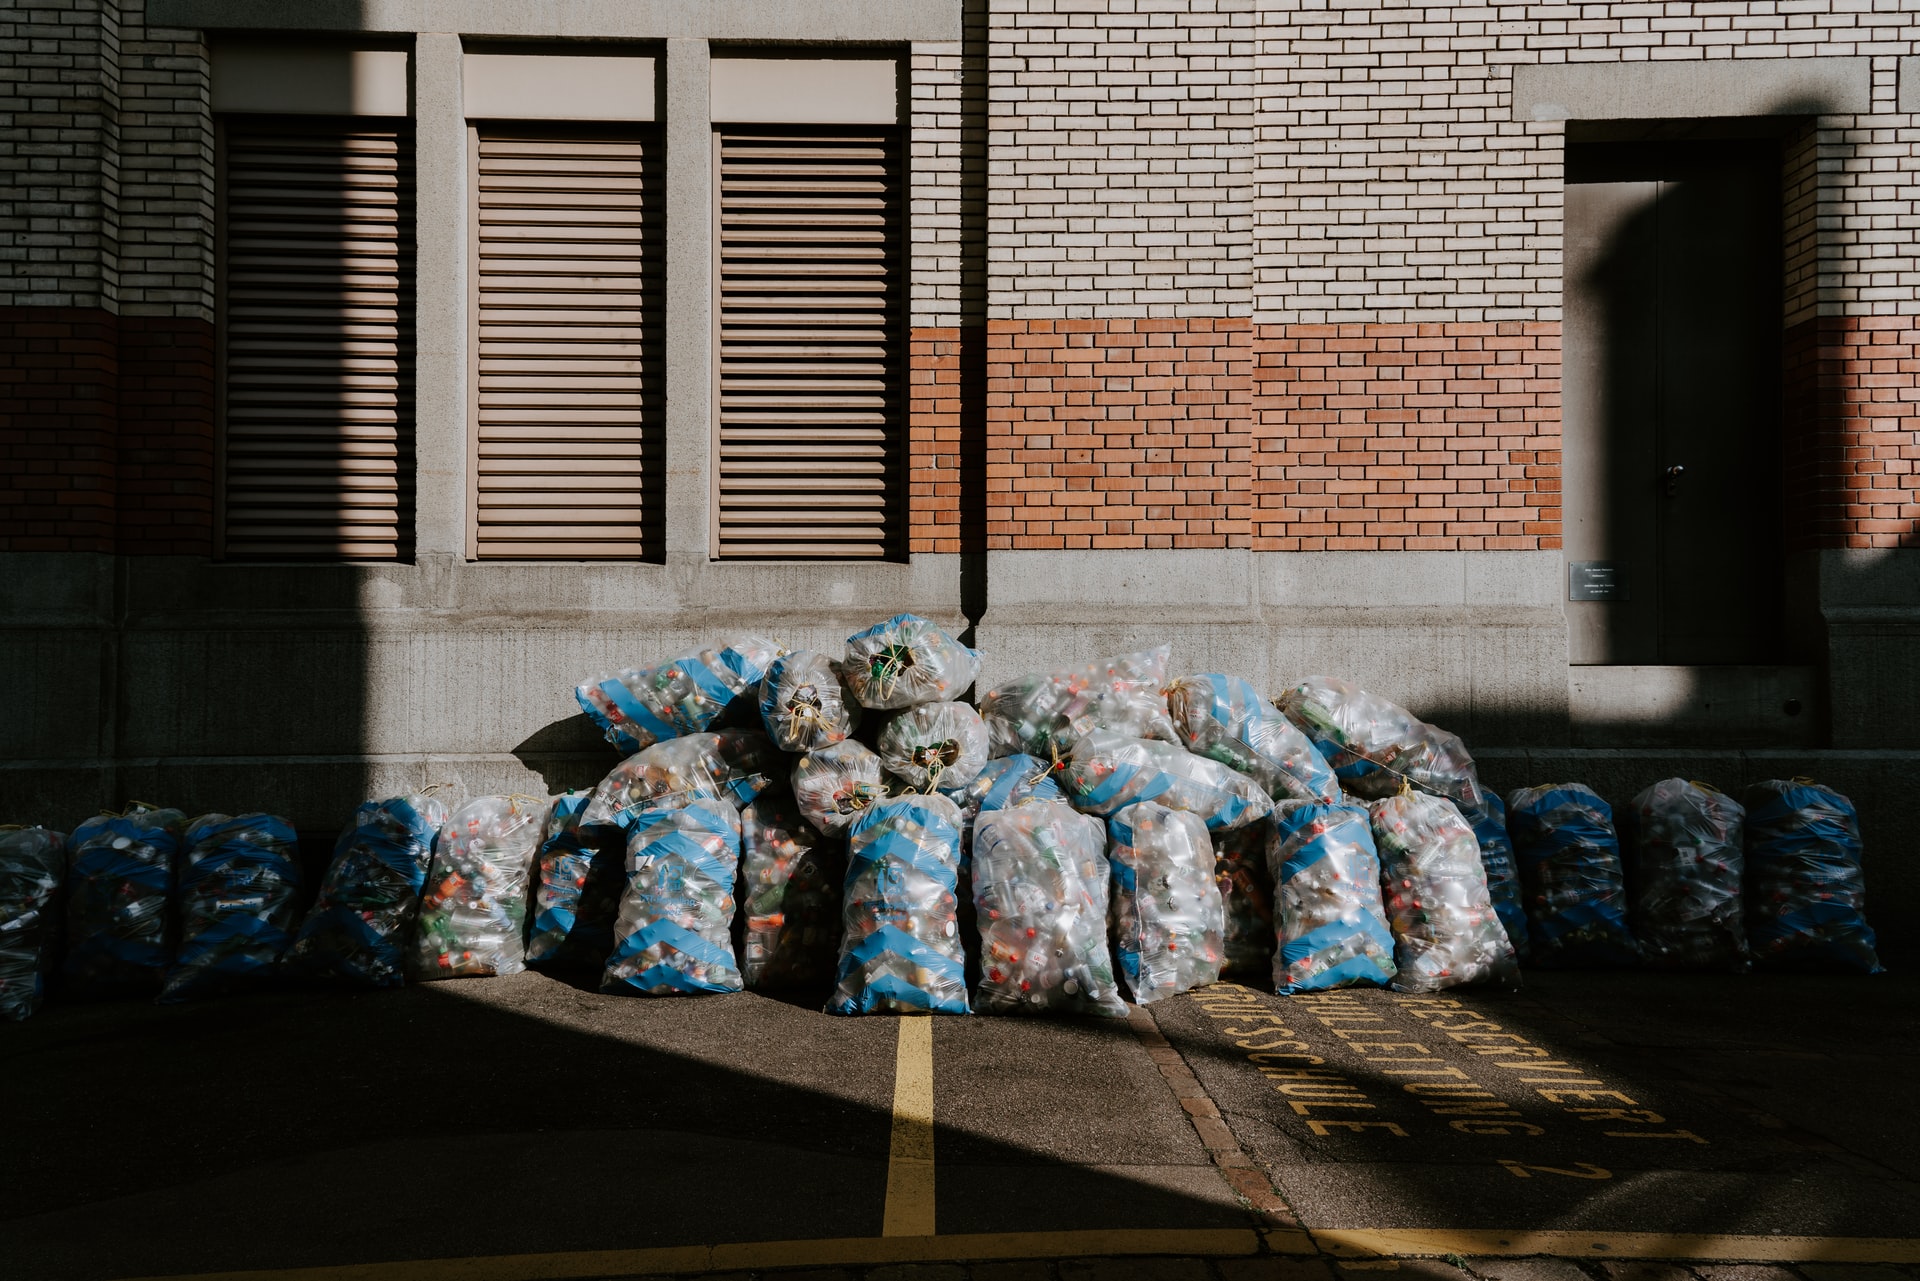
xmin=1106 ymin=800 xmax=1226 ymax=1003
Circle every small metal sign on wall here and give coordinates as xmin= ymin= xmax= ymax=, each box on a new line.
xmin=1568 ymin=561 xmax=1630 ymax=601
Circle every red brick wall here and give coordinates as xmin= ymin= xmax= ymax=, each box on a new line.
xmin=986 ymin=317 xmax=1251 ymax=550
xmin=1250 ymin=322 xmax=1562 ymax=552
xmin=0 ymin=306 xmax=215 ymax=555
xmin=910 ymin=326 xmax=964 ymax=555
xmin=1784 ymin=315 xmax=1920 ymax=551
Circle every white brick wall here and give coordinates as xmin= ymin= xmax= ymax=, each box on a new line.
xmin=912 ymin=39 xmax=967 ymax=329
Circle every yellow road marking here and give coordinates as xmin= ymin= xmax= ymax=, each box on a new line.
xmin=1306 ymin=1229 xmax=1920 ymax=1263
xmin=882 ymin=1014 xmax=937 ymax=1237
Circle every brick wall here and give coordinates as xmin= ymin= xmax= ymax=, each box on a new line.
xmin=116 ymin=315 xmax=214 ymax=554
xmin=1785 ymin=315 xmax=1920 ymax=551
xmin=911 ymin=327 xmax=966 ymax=555
xmin=0 ymin=307 xmax=118 ymax=552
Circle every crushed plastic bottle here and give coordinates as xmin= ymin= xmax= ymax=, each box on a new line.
xmin=602 ymin=797 xmax=744 ymax=996
xmin=740 ymin=791 xmax=846 ymax=991
xmin=828 ymin=793 xmax=970 ymax=1015
xmin=576 ymin=635 xmax=786 ymax=754
xmin=1460 ymin=792 xmax=1529 ymax=960
xmin=160 ymin=813 xmax=304 ymax=1002
xmin=1167 ymin=673 xmax=1341 ymax=803
xmin=793 ymin=739 xmax=891 ymax=837
xmin=583 ymin=730 xmax=782 ymax=830
xmin=1370 ymin=790 xmax=1517 ymax=993
xmin=1277 ymin=676 xmax=1483 ymax=807
xmin=63 ymin=805 xmax=186 ymax=998
xmin=877 ymin=700 xmax=991 ymax=793
xmin=285 ymin=792 xmax=447 ymax=988
xmin=979 ymin=645 xmax=1178 ymax=760
xmin=1743 ymin=779 xmax=1882 ymax=974
xmin=1269 ymin=799 xmax=1396 ymax=994
xmin=759 ymin=649 xmax=860 ymax=752
xmin=1106 ymin=800 xmax=1226 ymax=1003
xmin=842 ymin=614 xmax=980 ymax=710
xmin=1625 ymin=779 xmax=1749 ymax=972
xmin=1506 ymin=783 xmax=1640 ymax=968
xmin=411 ymin=796 xmax=544 ymax=980
xmin=0 ymin=827 xmax=66 ymax=1020
xmin=1212 ymin=822 xmax=1276 ymax=978
xmin=971 ymin=801 xmax=1125 ymax=1016
xmin=526 ymin=794 xmax=625 ymax=969
xmin=1063 ymin=730 xmax=1273 ymax=832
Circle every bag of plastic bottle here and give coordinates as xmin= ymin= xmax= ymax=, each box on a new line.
xmin=1370 ymin=790 xmax=1517 ymax=993
xmin=526 ymin=794 xmax=626 ymax=969
xmin=159 ymin=814 xmax=303 ymax=1002
xmin=0 ymin=827 xmax=66 ymax=1020
xmin=759 ymin=649 xmax=859 ymax=753
xmin=63 ymin=805 xmax=186 ymax=998
xmin=941 ymin=754 xmax=1066 ymax=834
xmin=1625 ymin=779 xmax=1749 ymax=972
xmin=842 ymin=614 xmax=980 ymax=710
xmin=1742 ymin=779 xmax=1881 ymax=974
xmin=1461 ymin=792 xmax=1529 ymax=960
xmin=971 ymin=801 xmax=1125 ymax=1016
xmin=603 ymin=797 xmax=743 ymax=996
xmin=1063 ymin=730 xmax=1273 ymax=832
xmin=828 ymin=793 xmax=969 ymax=1015
xmin=411 ymin=796 xmax=544 ymax=980
xmin=576 ymin=635 xmax=786 ymax=754
xmin=979 ymin=646 xmax=1178 ymax=761
xmin=1106 ymin=800 xmax=1225 ymax=1003
xmin=877 ymin=700 xmax=991 ymax=792
xmin=582 ymin=730 xmax=782 ymax=830
xmin=1269 ymin=799 xmax=1396 ymax=994
xmin=793 ymin=739 xmax=890 ymax=836
xmin=1277 ymin=676 xmax=1483 ymax=807
xmin=739 ymin=791 xmax=847 ymax=991
xmin=1167 ymin=674 xmax=1341 ymax=803
xmin=1212 ymin=823 xmax=1275 ymax=977
xmin=285 ymin=792 xmax=448 ymax=988
xmin=1506 ymin=783 xmax=1640 ymax=968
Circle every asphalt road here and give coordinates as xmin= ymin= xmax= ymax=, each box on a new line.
xmin=2 ymin=969 xmax=1914 ymax=1280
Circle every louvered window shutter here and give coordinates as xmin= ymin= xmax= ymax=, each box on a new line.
xmin=715 ymin=128 xmax=906 ymax=559
xmin=474 ymin=127 xmax=665 ymax=559
xmin=219 ymin=120 xmax=415 ymax=560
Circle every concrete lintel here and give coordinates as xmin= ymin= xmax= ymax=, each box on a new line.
xmin=1510 ymin=57 xmax=1871 ymax=123
xmin=1261 ymin=549 xmax=1563 ymax=609
xmin=463 ymin=52 xmax=657 ymax=121
xmin=150 ymin=0 xmax=961 ymax=42
xmin=410 ymin=33 xmax=468 ymax=558
xmin=986 ymin=549 xmax=1256 ymax=610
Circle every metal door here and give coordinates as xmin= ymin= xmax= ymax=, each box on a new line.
xmin=1562 ymin=140 xmax=1783 ymax=665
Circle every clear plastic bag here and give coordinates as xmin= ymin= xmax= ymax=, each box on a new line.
xmin=1167 ymin=673 xmax=1341 ymax=803
xmin=526 ymin=794 xmax=626 ymax=969
xmin=63 ymin=806 xmax=186 ymax=998
xmin=1269 ymin=799 xmax=1396 ymax=994
xmin=843 ymin=614 xmax=980 ymax=710
xmin=979 ymin=645 xmax=1177 ymax=760
xmin=828 ymin=793 xmax=970 ymax=1015
xmin=1106 ymin=800 xmax=1225 ymax=1003
xmin=1277 ymin=676 xmax=1484 ymax=807
xmin=972 ymin=801 xmax=1125 ymax=1016
xmin=602 ymin=797 xmax=744 ymax=996
xmin=1625 ymin=779 xmax=1749 ymax=972
xmin=1506 ymin=783 xmax=1640 ymax=968
xmin=1461 ymin=792 xmax=1530 ymax=961
xmin=411 ymin=796 xmax=545 ymax=980
xmin=583 ymin=730 xmax=782 ymax=830
xmin=1063 ymin=730 xmax=1273 ymax=832
xmin=1370 ymin=791 xmax=1517 ymax=993
xmin=759 ymin=650 xmax=859 ymax=753
xmin=740 ymin=791 xmax=846 ymax=991
xmin=0 ymin=827 xmax=66 ymax=1021
xmin=285 ymin=793 xmax=447 ymax=988
xmin=1212 ymin=823 xmax=1276 ymax=978
xmin=1742 ymin=779 xmax=1881 ymax=974
xmin=160 ymin=813 xmax=304 ymax=1002
xmin=877 ymin=700 xmax=991 ymax=792
xmin=793 ymin=739 xmax=890 ymax=836
xmin=576 ymin=635 xmax=786 ymax=754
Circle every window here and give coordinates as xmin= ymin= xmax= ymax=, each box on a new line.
xmin=713 ymin=126 xmax=906 ymax=559
xmin=218 ymin=118 xmax=415 ymax=560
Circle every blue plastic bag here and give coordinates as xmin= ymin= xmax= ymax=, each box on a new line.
xmin=160 ymin=813 xmax=303 ymax=1002
xmin=842 ymin=613 xmax=979 ymax=710
xmin=1107 ymin=800 xmax=1225 ymax=1003
xmin=526 ymin=794 xmax=625 ymax=969
xmin=576 ymin=635 xmax=785 ymax=754
xmin=1269 ymin=799 xmax=1395 ymax=994
xmin=1626 ymin=779 xmax=1749 ymax=972
xmin=1743 ymin=779 xmax=1881 ymax=974
xmin=286 ymin=793 xmax=446 ymax=988
xmin=1064 ymin=731 xmax=1273 ymax=832
xmin=1168 ymin=674 xmax=1341 ymax=803
xmin=829 ymin=794 xmax=969 ymax=1014
xmin=0 ymin=827 xmax=67 ymax=1020
xmin=63 ymin=806 xmax=185 ymax=998
xmin=1506 ymin=783 xmax=1640 ymax=968
xmin=603 ymin=798 xmax=744 ymax=996
xmin=1371 ymin=791 xmax=1517 ymax=993
xmin=759 ymin=650 xmax=859 ymax=753
xmin=1461 ymin=792 xmax=1529 ymax=960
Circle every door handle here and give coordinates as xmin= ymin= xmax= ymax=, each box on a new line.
xmin=1664 ymin=464 xmax=1685 ymax=496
